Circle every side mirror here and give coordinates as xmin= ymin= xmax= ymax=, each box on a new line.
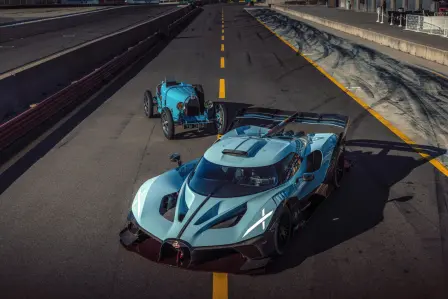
xmin=303 ymin=173 xmax=314 ymax=181
xmin=170 ymin=153 xmax=182 ymax=166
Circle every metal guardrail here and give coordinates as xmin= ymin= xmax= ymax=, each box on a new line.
xmin=0 ymin=5 xmax=200 ymax=152
xmin=405 ymin=14 xmax=448 ymax=38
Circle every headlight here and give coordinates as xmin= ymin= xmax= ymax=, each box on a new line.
xmin=176 ymin=102 xmax=184 ymax=110
xmin=204 ymin=100 xmax=213 ymax=109
xmin=159 ymin=192 xmax=178 ymax=222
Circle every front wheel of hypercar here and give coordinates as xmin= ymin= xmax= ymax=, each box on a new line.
xmin=215 ymin=103 xmax=228 ymax=135
xmin=161 ymin=108 xmax=175 ymax=140
xmin=273 ymin=207 xmax=292 ymax=256
xmin=143 ymin=90 xmax=154 ymax=118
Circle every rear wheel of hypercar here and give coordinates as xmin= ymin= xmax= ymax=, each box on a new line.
xmin=273 ymin=207 xmax=292 ymax=256
xmin=332 ymin=150 xmax=345 ymax=189
xmin=143 ymin=90 xmax=154 ymax=118
xmin=161 ymin=108 xmax=175 ymax=140
xmin=215 ymin=103 xmax=228 ymax=135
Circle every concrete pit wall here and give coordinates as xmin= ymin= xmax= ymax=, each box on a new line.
xmin=272 ymin=5 xmax=448 ymax=67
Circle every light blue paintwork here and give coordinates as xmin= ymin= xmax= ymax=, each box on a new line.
xmin=204 ymin=136 xmax=298 ymax=168
xmin=154 ymin=81 xmax=215 ymax=125
xmin=130 ymin=124 xmax=340 ymax=248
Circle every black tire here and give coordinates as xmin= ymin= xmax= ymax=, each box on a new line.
xmin=161 ymin=108 xmax=175 ymax=140
xmin=144 ymin=90 xmax=154 ymax=118
xmin=332 ymin=150 xmax=345 ymax=189
xmin=215 ymin=103 xmax=228 ymax=135
xmin=273 ymin=207 xmax=292 ymax=256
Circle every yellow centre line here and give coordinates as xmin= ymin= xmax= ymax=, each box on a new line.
xmin=212 ymin=273 xmax=228 ymax=299
xmin=215 ymin=7 xmax=228 ymax=298
xmin=219 ymin=79 xmax=226 ymax=99
xmin=253 ymin=16 xmax=448 ymax=177
xmin=220 ymin=57 xmax=225 ymax=68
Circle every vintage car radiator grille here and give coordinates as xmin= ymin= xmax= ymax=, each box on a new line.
xmin=185 ymin=97 xmax=204 ymax=116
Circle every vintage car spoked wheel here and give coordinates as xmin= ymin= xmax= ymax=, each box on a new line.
xmin=161 ymin=108 xmax=175 ymax=140
xmin=215 ymin=103 xmax=228 ymax=135
xmin=143 ymin=90 xmax=154 ymax=118
xmin=273 ymin=208 xmax=292 ymax=256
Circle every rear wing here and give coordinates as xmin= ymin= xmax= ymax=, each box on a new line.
xmin=230 ymin=107 xmax=350 ymax=141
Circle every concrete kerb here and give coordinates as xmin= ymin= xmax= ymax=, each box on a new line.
xmin=272 ymin=5 xmax=448 ymax=67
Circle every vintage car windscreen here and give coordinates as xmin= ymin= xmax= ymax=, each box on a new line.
xmin=188 ymin=158 xmax=281 ymax=198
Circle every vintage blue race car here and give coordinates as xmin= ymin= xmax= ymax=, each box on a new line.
xmin=120 ymin=107 xmax=351 ymax=272
xmin=143 ymin=79 xmax=227 ymax=140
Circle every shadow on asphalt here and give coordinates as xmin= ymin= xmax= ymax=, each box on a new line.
xmin=263 ymin=139 xmax=446 ymax=275
xmin=175 ymin=129 xmax=216 ymax=140
xmin=174 ymin=35 xmax=203 ymax=39
xmin=0 ymin=13 xmax=200 ymax=195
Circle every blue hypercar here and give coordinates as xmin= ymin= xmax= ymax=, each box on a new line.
xmin=119 ymin=107 xmax=351 ymax=272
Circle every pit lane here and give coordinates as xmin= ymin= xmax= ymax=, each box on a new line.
xmin=0 ymin=3 xmax=447 ymax=299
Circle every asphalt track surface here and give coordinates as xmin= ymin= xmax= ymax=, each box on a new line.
xmin=0 ymin=5 xmax=176 ymax=74
xmin=0 ymin=4 xmax=447 ymax=299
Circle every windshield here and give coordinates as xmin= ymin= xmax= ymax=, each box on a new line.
xmin=188 ymin=155 xmax=298 ymax=198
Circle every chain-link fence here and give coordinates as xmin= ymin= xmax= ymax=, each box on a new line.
xmin=405 ymin=14 xmax=448 ymax=37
